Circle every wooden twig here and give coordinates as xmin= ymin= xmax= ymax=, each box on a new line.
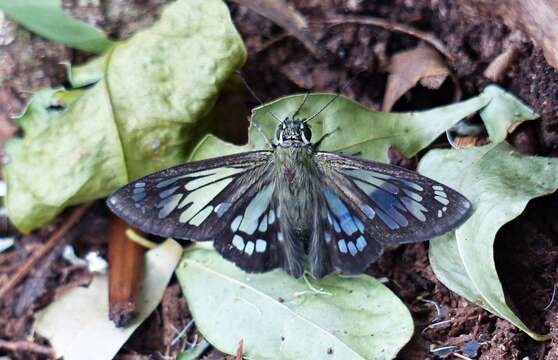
xmin=0 ymin=202 xmax=93 ymax=300
xmin=0 ymin=339 xmax=56 ymax=357
xmin=108 ymin=215 xmax=145 ymax=327
xmin=325 ymin=15 xmax=454 ymax=62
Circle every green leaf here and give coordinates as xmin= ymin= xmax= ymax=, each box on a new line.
xmin=176 ymin=246 xmax=414 ymax=360
xmin=479 ymin=85 xmax=538 ymax=143
xmin=4 ymin=0 xmax=246 ymax=232
xmin=0 ymin=0 xmax=114 ymax=54
xmin=420 ymin=91 xmax=554 ymax=340
xmin=190 ymin=85 xmax=520 ymax=161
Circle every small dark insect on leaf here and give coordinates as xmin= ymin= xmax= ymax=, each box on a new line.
xmin=107 ymin=95 xmax=472 ymax=278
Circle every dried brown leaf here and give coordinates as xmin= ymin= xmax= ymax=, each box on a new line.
xmin=383 ymin=46 xmax=450 ymax=111
xmin=466 ymin=0 xmax=558 ymax=69
xmin=230 ymin=0 xmax=325 ymax=59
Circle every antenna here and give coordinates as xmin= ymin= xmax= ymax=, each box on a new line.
xmin=236 ymin=71 xmax=282 ymax=123
xmin=235 ymin=71 xmax=275 ymax=147
xmin=303 ymin=71 xmax=362 ymax=123
xmin=292 ymin=92 xmax=309 ymax=119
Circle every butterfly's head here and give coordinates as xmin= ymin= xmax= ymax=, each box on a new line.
xmin=276 ymin=118 xmax=312 ymax=146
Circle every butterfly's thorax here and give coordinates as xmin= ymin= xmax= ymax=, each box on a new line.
xmin=274 ymin=143 xmax=321 ymax=234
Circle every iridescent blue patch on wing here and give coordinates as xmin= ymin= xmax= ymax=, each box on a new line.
xmin=356 ymin=236 xmax=366 ymax=251
xmin=132 ymin=192 xmax=147 ymax=202
xmin=159 ymin=186 xmax=179 ymax=199
xmin=340 ymin=214 xmax=358 ymax=236
xmin=347 ymin=241 xmax=358 ymax=256
xmin=156 ymin=175 xmax=188 ymax=189
xmin=214 ymin=202 xmax=232 ymax=218
xmin=338 ymin=239 xmax=348 ymax=254
xmin=157 ymin=194 xmax=183 ymax=219
xmin=370 ymin=191 xmax=409 ymax=227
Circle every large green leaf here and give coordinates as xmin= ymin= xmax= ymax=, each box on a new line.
xmin=190 ymin=85 xmax=529 ymax=161
xmin=0 ymin=0 xmax=113 ymax=54
xmin=420 ymin=96 xmax=556 ymax=340
xmin=4 ymin=0 xmax=246 ymax=232
xmin=177 ymin=246 xmax=414 ymax=360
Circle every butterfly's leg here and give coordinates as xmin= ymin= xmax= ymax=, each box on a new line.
xmin=249 ymin=118 xmax=274 ymax=148
xmin=312 ymin=129 xmax=338 ymax=151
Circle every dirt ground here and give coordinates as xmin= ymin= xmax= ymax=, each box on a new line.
xmin=1 ymin=0 xmax=558 ymax=359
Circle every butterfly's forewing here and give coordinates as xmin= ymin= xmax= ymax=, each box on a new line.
xmin=107 ymin=151 xmax=274 ymax=242
xmin=313 ymin=152 xmax=472 ymax=273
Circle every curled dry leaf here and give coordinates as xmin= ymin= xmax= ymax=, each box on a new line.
xmin=230 ymin=0 xmax=325 ymax=59
xmin=382 ymin=46 xmax=450 ymax=111
xmin=484 ymin=31 xmax=526 ymax=82
xmin=465 ymin=0 xmax=558 ymax=69
xmin=35 ymin=240 xmax=183 ymax=359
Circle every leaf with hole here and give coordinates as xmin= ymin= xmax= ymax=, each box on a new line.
xmin=4 ymin=0 xmax=246 ymax=232
xmin=420 ymin=90 xmax=555 ymax=340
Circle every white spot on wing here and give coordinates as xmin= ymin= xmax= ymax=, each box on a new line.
xmin=435 ymin=196 xmax=450 ymax=205
xmin=268 ymin=210 xmax=276 ymax=224
xmin=258 ymin=216 xmax=268 ymax=232
xmin=255 ymin=239 xmax=267 ymax=253
xmin=232 ymin=235 xmax=245 ymax=251
xmin=244 ymin=241 xmax=255 ymax=255
xmin=231 ymin=216 xmax=242 ymax=232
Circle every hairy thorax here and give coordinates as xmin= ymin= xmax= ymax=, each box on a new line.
xmin=274 ymin=143 xmax=321 ymax=233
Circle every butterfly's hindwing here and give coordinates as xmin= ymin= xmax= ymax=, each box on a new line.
xmin=107 ymin=151 xmax=274 ymax=241
xmin=315 ymin=152 xmax=472 ymax=247
xmin=310 ymin=186 xmax=385 ymax=275
xmin=213 ymin=182 xmax=284 ymax=273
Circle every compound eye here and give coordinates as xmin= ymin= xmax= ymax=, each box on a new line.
xmin=301 ymin=124 xmax=312 ymax=143
xmin=275 ymin=127 xmax=282 ymax=141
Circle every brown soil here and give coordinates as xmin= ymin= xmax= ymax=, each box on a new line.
xmin=1 ymin=0 xmax=558 ymax=359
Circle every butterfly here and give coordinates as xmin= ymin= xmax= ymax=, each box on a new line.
xmin=107 ymin=94 xmax=472 ymax=278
